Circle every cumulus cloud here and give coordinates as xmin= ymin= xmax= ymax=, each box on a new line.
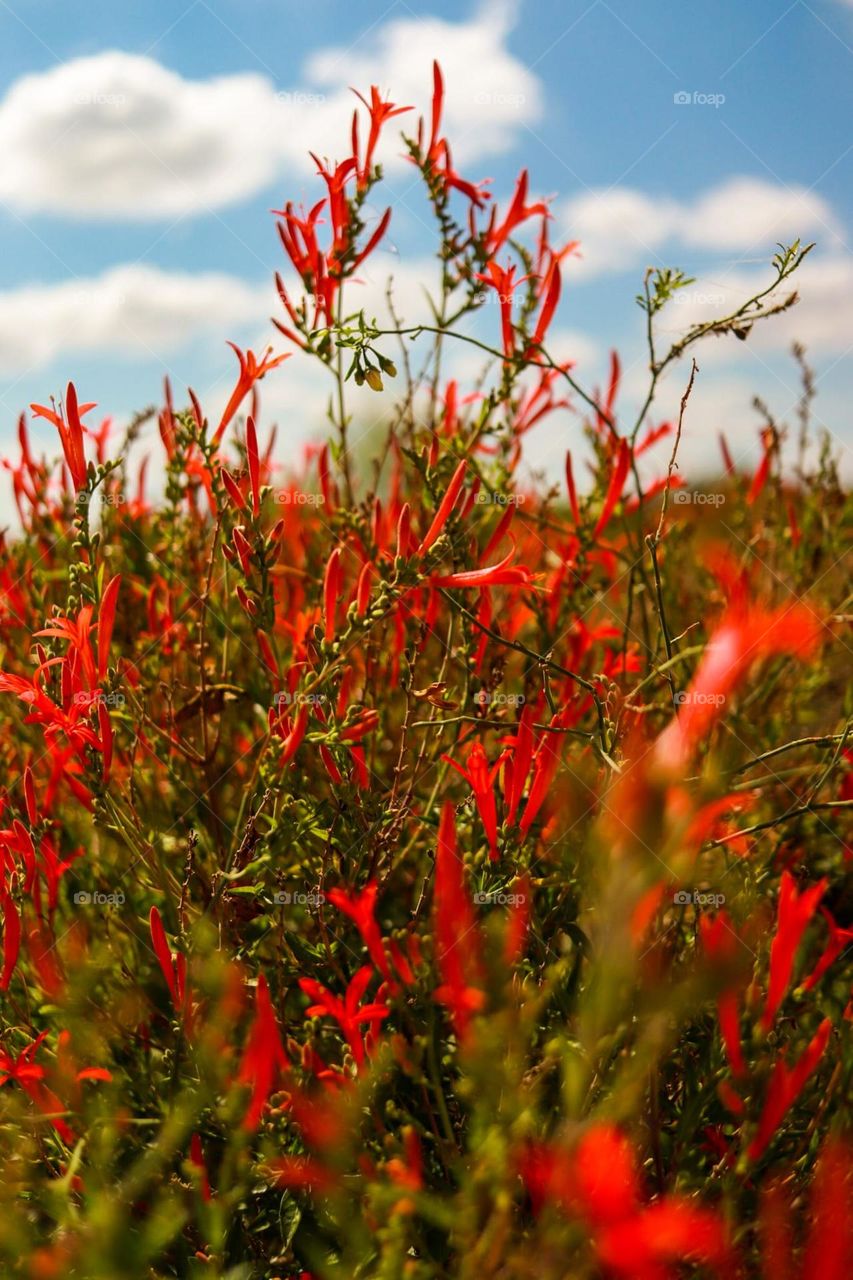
xmin=0 ymin=265 xmax=269 ymax=375
xmin=0 ymin=3 xmax=539 ymax=220
xmin=561 ymin=177 xmax=840 ymax=279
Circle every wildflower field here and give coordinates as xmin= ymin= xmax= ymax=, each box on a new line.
xmin=0 ymin=60 xmax=850 ymax=1280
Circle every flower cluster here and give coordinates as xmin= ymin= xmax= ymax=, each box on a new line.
xmin=0 ymin=62 xmax=849 ymax=1280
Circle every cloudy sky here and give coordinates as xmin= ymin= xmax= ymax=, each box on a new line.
xmin=0 ymin=0 xmax=851 ymax=503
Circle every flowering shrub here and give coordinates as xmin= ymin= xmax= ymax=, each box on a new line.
xmin=0 ymin=62 xmax=851 ymax=1280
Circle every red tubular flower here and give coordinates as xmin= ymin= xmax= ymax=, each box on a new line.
xmin=655 ymin=601 xmax=822 ymax=773
xmin=237 ymin=973 xmax=288 ymax=1130
xmin=801 ymin=908 xmax=853 ymax=992
xmin=351 ymin=85 xmax=412 ymax=191
xmin=431 ymin=545 xmax=531 ymax=590
xmin=299 ymin=966 xmax=389 ymax=1067
xmin=598 ymin=350 xmax=621 ymax=433
xmin=504 ymin=874 xmax=531 ymax=967
xmin=323 ymin=548 xmax=342 ymax=644
xmin=230 ymin=526 xmax=253 ymax=577
xmin=699 ymin=911 xmax=747 ymax=1078
xmin=26 ymin=918 xmax=64 ymax=999
xmin=526 ymin=259 xmax=561 ymax=356
xmin=802 ymin=1138 xmax=853 ymax=1280
xmin=416 ymin=61 xmax=490 ymax=208
xmin=0 ymin=887 xmax=21 ymax=990
xmin=476 ymin=260 xmax=531 ymax=359
xmin=443 ymin=742 xmax=500 ymax=859
xmin=246 ymin=415 xmax=261 ymax=517
xmin=189 ymin=1133 xmax=212 ymax=1201
xmin=503 ymin=707 xmax=534 ymax=828
xmin=719 ymin=433 xmax=735 ymax=475
xmin=149 ymin=906 xmax=188 ymax=1021
xmin=326 ymin=881 xmax=391 ymax=982
xmin=433 ymin=801 xmax=484 ymax=1037
xmin=356 ymin=562 xmax=372 ymax=617
xmin=762 ymin=871 xmax=826 ymax=1029
xmin=592 ymin=437 xmax=631 ymax=539
xmin=417 ymin=459 xmax=467 ymax=556
xmin=521 ymin=1125 xmax=732 ymax=1276
xmin=97 ymin=574 xmax=121 ymax=681
xmin=595 ymin=1199 xmax=732 ymax=1277
xmin=485 ymin=169 xmax=548 ymax=255
xmin=214 ymin=344 xmax=289 ymax=443
xmin=748 ymin=1018 xmax=832 ymax=1161
xmin=23 ymin=765 xmax=38 ymax=826
xmin=0 ymin=1033 xmax=75 ymax=1144
xmin=747 ymin=429 xmax=774 ymax=505
xmin=31 ymin=382 xmax=93 ymax=493
xmin=274 ymin=699 xmax=309 ymax=766
xmin=565 ymin=452 xmax=581 ymax=526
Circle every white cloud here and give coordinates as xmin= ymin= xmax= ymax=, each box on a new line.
xmin=561 ymin=177 xmax=840 ymax=279
xmin=0 ymin=4 xmax=539 ymax=220
xmin=0 ymin=264 xmax=268 ymax=374
xmin=0 ymin=54 xmax=287 ymax=218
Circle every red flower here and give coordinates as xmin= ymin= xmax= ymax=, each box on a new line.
xmin=432 ymin=801 xmax=484 ymax=1037
xmin=31 ymin=382 xmax=93 ymax=493
xmin=431 ymin=545 xmax=531 ymax=589
xmin=237 ymin=973 xmax=288 ymax=1130
xmin=592 ymin=437 xmax=631 ymax=539
xmin=801 ymin=908 xmax=853 ymax=992
xmin=323 ymin=547 xmax=342 ymax=644
xmin=214 ymin=344 xmax=289 ymax=443
xmin=326 ymin=881 xmax=391 ymax=983
xmin=97 ymin=574 xmax=121 ymax=681
xmin=699 ymin=911 xmax=747 ymax=1078
xmin=416 ymin=459 xmax=467 ymax=556
xmin=149 ymin=906 xmax=191 ymax=1027
xmin=762 ymin=871 xmax=826 ymax=1030
xmin=526 ymin=259 xmax=561 ymax=356
xmin=0 ymin=886 xmax=20 ymax=990
xmin=485 ymin=169 xmax=548 ymax=255
xmin=416 ymin=61 xmax=490 ymax=208
xmin=245 ymin=414 xmax=261 ymax=517
xmin=748 ymin=1018 xmax=832 ymax=1161
xmin=476 ymin=260 xmax=532 ymax=358
xmin=655 ymin=601 xmax=822 ymax=772
xmin=351 ymin=85 xmax=411 ymax=192
xmin=443 ymin=742 xmax=500 ymax=859
xmin=521 ymin=1125 xmax=732 ymax=1277
xmin=299 ymin=966 xmax=389 ymax=1067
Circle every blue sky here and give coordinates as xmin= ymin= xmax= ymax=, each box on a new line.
xmin=0 ymin=0 xmax=851 ymax=499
